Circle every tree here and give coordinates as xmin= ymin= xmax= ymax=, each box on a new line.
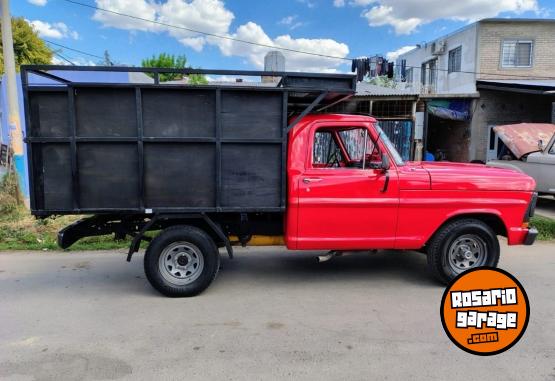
xmin=141 ymin=53 xmax=208 ymax=85
xmin=0 ymin=17 xmax=52 ymax=73
xmin=101 ymin=50 xmax=113 ymax=66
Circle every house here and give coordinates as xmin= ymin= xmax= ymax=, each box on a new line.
xmin=396 ymin=19 xmax=555 ymax=162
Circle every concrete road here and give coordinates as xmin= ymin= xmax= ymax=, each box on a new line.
xmin=536 ymin=196 xmax=555 ymax=220
xmin=0 ymin=242 xmax=554 ymax=381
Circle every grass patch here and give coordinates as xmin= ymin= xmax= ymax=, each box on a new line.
xmin=0 ymin=212 xmax=132 ymax=251
xmin=0 ymin=173 xmax=133 ymax=251
xmin=531 ymin=215 xmax=555 ymax=241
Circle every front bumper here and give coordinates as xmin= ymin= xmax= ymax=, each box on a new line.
xmin=524 ymin=227 xmax=538 ymax=246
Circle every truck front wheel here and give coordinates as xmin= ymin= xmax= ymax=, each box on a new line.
xmin=144 ymin=225 xmax=220 ymax=297
xmin=426 ymin=219 xmax=500 ymax=284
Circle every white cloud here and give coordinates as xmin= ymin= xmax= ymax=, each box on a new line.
xmin=159 ymin=0 xmax=234 ymax=51
xmin=279 ymin=15 xmax=296 ymax=25
xmin=350 ymin=0 xmax=374 ymax=5
xmin=215 ymin=22 xmax=349 ymax=72
xmin=334 ymin=0 xmax=373 ymax=6
xmin=93 ymin=0 xmax=160 ymax=31
xmin=297 ymin=0 xmax=316 ymax=8
xmin=278 ymin=15 xmax=304 ymax=30
xmin=386 ymin=45 xmax=416 ymax=60
xmin=91 ymin=0 xmax=350 ymax=72
xmin=363 ymin=5 xmax=421 ymax=35
xmin=27 ymin=0 xmax=47 ymax=5
xmin=27 ymin=20 xmax=79 ymax=40
xmin=359 ymin=0 xmax=539 ymax=34
xmin=93 ymin=0 xmax=233 ymax=51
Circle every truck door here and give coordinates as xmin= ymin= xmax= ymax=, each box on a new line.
xmin=296 ymin=123 xmax=399 ymax=250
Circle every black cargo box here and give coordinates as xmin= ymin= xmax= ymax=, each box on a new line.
xmin=22 ymin=66 xmax=355 ymax=216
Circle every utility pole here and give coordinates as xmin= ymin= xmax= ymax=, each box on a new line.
xmin=1 ymin=0 xmax=28 ymax=205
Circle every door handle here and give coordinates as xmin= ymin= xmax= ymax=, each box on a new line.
xmin=303 ymin=177 xmax=323 ymax=184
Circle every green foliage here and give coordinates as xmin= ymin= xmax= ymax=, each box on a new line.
xmin=0 ymin=17 xmax=53 ymax=73
xmin=0 ymin=172 xmax=23 ymax=216
xmin=0 ymin=211 xmax=153 ymax=251
xmin=141 ymin=53 xmax=208 ymax=84
xmin=367 ymin=75 xmax=397 ymax=88
xmin=531 ymin=215 xmax=555 ymax=241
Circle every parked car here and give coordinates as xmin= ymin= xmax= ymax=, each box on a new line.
xmin=23 ymin=66 xmax=538 ymax=297
xmin=488 ymin=123 xmax=555 ymax=196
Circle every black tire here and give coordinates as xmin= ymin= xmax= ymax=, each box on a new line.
xmin=426 ymin=219 xmax=500 ymax=284
xmin=144 ymin=225 xmax=220 ymax=297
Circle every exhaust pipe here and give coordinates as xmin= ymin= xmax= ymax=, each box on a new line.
xmin=317 ymin=251 xmax=341 ymax=263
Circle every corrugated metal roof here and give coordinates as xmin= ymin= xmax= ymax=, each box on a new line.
xmin=354 ymin=81 xmax=419 ymax=97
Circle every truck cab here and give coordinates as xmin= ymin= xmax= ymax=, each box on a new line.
xmin=286 ymin=115 xmax=399 ymax=250
xmin=285 ymin=114 xmax=537 ymax=283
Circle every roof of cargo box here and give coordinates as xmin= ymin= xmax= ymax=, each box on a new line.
xmin=22 ymin=65 xmax=356 ymax=110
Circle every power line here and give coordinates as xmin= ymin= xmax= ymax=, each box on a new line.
xmin=43 ymin=39 xmax=106 ymax=61
xmin=61 ymin=0 xmax=555 ymax=80
xmin=402 ymin=63 xmax=555 ymax=80
xmin=52 ymin=51 xmax=75 ymax=65
xmin=61 ymin=0 xmax=352 ymax=62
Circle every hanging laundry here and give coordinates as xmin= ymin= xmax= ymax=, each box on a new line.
xmin=400 ymin=59 xmax=407 ymax=82
xmin=351 ymin=57 xmax=370 ymax=82
xmin=376 ymin=57 xmax=383 ymax=77
xmin=351 ymin=56 xmax=396 ymax=81
xmin=387 ymin=62 xmax=394 ymax=78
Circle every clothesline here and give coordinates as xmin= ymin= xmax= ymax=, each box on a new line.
xmin=351 ymin=56 xmax=395 ymax=82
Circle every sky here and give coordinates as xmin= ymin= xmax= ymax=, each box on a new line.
xmin=14 ymin=0 xmax=555 ymax=73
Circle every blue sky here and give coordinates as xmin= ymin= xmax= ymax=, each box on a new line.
xmin=14 ymin=0 xmax=554 ymax=73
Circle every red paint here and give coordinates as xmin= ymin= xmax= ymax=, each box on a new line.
xmin=284 ymin=114 xmax=536 ymax=250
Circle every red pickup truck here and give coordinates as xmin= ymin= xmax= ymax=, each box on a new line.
xmin=24 ymin=66 xmax=537 ymax=297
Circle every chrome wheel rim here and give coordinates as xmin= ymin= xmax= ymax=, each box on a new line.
xmin=158 ymin=242 xmax=204 ymax=286
xmin=447 ymin=234 xmax=487 ymax=273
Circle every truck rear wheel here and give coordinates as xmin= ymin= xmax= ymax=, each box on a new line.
xmin=144 ymin=225 xmax=220 ymax=297
xmin=426 ymin=219 xmax=500 ymax=284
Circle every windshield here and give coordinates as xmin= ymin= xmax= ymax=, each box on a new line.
xmin=375 ymin=124 xmax=405 ymax=166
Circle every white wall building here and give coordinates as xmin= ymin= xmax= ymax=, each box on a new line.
xmin=395 ymin=19 xmax=555 ymax=162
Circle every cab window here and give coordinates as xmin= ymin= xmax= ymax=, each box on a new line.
xmin=313 ymin=127 xmax=380 ymax=169
xmin=339 ymin=129 xmax=376 ymax=162
xmin=313 ymin=131 xmax=343 ymax=167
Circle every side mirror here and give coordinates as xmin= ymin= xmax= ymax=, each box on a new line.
xmin=381 ymin=153 xmax=390 ymax=171
xmin=538 ymin=139 xmax=544 ymax=150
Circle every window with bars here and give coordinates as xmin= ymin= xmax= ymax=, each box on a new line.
xmin=501 ymin=40 xmax=533 ymax=68
xmin=448 ymin=46 xmax=462 ymax=73
xmin=372 ymin=100 xmax=413 ymax=119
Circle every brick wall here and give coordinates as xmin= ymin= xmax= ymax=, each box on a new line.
xmin=478 ymin=21 xmax=555 ymax=80
xmin=470 ymin=90 xmax=555 ymax=161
